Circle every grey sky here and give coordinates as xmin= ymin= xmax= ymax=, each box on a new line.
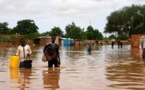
xmin=0 ymin=0 xmax=145 ymax=35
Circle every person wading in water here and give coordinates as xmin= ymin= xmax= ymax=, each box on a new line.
xmin=42 ymin=36 xmax=61 ymax=67
xmin=16 ymin=38 xmax=32 ymax=68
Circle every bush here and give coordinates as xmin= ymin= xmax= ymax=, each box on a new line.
xmin=23 ymin=32 xmax=41 ymax=40
xmin=117 ymin=35 xmax=130 ymax=40
xmin=0 ymin=38 xmax=10 ymax=42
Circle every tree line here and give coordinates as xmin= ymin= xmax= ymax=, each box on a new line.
xmin=104 ymin=4 xmax=145 ymax=40
xmin=0 ymin=20 xmax=103 ymax=41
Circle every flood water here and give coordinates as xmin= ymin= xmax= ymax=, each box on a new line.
xmin=0 ymin=45 xmax=145 ymax=90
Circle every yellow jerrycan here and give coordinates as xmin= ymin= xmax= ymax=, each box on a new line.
xmin=10 ymin=56 xmax=19 ymax=68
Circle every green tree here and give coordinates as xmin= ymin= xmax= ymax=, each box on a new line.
xmin=80 ymin=29 xmax=87 ymax=40
xmin=86 ymin=26 xmax=94 ymax=40
xmin=65 ymin=22 xmax=83 ymax=39
xmin=97 ymin=32 xmax=104 ymax=40
xmin=68 ymin=26 xmax=82 ymax=40
xmin=108 ymin=34 xmax=117 ymax=39
xmin=65 ymin=22 xmax=103 ymax=40
xmin=0 ymin=22 xmax=10 ymax=34
xmin=12 ymin=19 xmax=38 ymax=35
xmin=49 ymin=26 xmax=63 ymax=36
xmin=24 ymin=32 xmax=41 ymax=40
xmin=93 ymin=29 xmax=103 ymax=40
xmin=65 ymin=22 xmax=76 ymax=34
xmin=41 ymin=31 xmax=50 ymax=36
xmin=117 ymin=34 xmax=129 ymax=40
xmin=104 ymin=4 xmax=145 ymax=37
xmin=86 ymin=26 xmax=103 ymax=40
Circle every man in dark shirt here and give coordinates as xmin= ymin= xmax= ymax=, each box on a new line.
xmin=42 ymin=36 xmax=61 ymax=67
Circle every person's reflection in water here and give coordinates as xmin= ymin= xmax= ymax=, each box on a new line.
xmin=18 ymin=69 xmax=32 ymax=90
xmin=42 ymin=68 xmax=60 ymax=89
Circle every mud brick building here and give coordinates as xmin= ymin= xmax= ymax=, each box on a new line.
xmin=131 ymin=34 xmax=145 ymax=57
xmin=34 ymin=36 xmax=62 ymax=46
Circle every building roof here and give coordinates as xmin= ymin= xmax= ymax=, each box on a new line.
xmin=38 ymin=36 xmax=64 ymax=40
xmin=38 ymin=36 xmax=51 ymax=39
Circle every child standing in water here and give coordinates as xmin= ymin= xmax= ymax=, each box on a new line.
xmin=88 ymin=42 xmax=92 ymax=55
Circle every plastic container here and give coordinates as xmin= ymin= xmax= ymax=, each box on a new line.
xmin=10 ymin=56 xmax=19 ymax=68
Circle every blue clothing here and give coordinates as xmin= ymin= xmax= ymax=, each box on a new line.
xmin=88 ymin=45 xmax=92 ymax=52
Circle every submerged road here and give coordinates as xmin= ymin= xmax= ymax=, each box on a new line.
xmin=0 ymin=45 xmax=145 ymax=90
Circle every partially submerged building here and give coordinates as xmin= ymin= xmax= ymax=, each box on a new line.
xmin=131 ymin=34 xmax=145 ymax=57
xmin=34 ymin=36 xmax=62 ymax=46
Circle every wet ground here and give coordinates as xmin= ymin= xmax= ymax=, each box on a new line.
xmin=0 ymin=45 xmax=145 ymax=90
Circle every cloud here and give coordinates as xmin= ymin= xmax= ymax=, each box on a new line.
xmin=0 ymin=0 xmax=145 ymax=33
xmin=0 ymin=0 xmax=48 ymax=15
xmin=48 ymin=0 xmax=111 ymax=21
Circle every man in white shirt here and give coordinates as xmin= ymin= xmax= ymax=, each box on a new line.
xmin=16 ymin=38 xmax=32 ymax=68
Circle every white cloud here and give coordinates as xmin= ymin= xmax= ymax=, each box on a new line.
xmin=0 ymin=0 xmax=145 ymax=34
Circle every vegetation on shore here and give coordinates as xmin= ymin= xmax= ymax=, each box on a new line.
xmin=0 ymin=4 xmax=144 ymax=43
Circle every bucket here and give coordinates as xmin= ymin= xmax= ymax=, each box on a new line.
xmin=10 ymin=56 xmax=19 ymax=68
xmin=24 ymin=59 xmax=32 ymax=68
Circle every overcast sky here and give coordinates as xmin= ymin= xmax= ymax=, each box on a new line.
xmin=0 ymin=0 xmax=145 ymax=35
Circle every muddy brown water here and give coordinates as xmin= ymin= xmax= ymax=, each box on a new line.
xmin=0 ymin=45 xmax=145 ymax=90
